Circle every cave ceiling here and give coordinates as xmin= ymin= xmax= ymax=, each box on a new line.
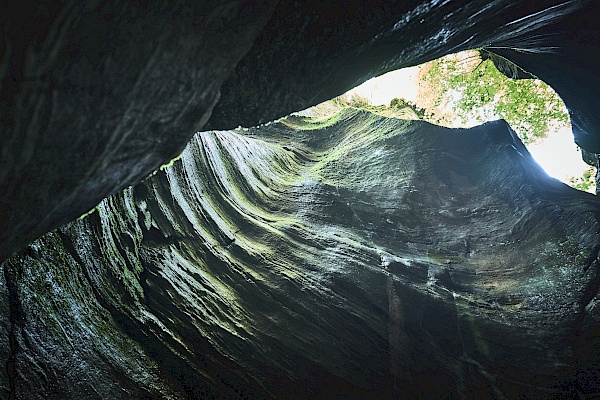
xmin=2 ymin=0 xmax=600 ymax=260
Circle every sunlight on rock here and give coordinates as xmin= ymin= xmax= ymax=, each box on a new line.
xmin=344 ymin=50 xmax=595 ymax=193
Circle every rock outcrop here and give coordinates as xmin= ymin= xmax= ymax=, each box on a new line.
xmin=2 ymin=0 xmax=600 ymax=261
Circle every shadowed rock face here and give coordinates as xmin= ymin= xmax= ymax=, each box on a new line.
xmin=2 ymin=0 xmax=600 ymax=261
xmin=3 ymin=1 xmax=600 ymax=399
xmin=0 ymin=0 xmax=279 ymax=261
xmin=4 ymin=109 xmax=600 ymax=398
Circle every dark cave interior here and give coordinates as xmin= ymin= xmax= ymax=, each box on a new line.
xmin=2 ymin=1 xmax=600 ymax=398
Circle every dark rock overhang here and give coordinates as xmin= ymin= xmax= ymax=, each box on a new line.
xmin=2 ymin=0 xmax=600 ymax=261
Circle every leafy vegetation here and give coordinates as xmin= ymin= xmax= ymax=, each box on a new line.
xmin=569 ymin=166 xmax=596 ymax=192
xmin=330 ymin=50 xmax=570 ymax=146
xmin=331 ymin=92 xmax=426 ymax=121
xmin=418 ymin=50 xmax=570 ymax=145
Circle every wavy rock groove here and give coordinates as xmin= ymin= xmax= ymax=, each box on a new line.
xmin=4 ymin=110 xmax=600 ymax=398
xmin=3 ymin=0 xmax=600 ymax=261
xmin=4 ymin=1 xmax=600 ymax=398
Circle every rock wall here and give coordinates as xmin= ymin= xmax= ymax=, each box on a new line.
xmin=2 ymin=0 xmax=600 ymax=261
xmin=4 ymin=1 xmax=600 ymax=398
xmin=0 ymin=0 xmax=279 ymax=261
xmin=4 ymin=109 xmax=600 ymax=398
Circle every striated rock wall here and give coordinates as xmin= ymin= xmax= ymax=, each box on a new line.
xmin=3 ymin=0 xmax=600 ymax=261
xmin=0 ymin=0 xmax=279 ymax=261
xmin=4 ymin=109 xmax=600 ymax=398
xmin=4 ymin=2 xmax=600 ymax=398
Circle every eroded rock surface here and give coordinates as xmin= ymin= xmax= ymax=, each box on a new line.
xmin=4 ymin=2 xmax=600 ymax=398
xmin=4 ymin=109 xmax=600 ymax=398
xmin=2 ymin=0 xmax=600 ymax=261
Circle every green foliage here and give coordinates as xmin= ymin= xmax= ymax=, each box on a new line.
xmin=389 ymin=98 xmax=426 ymax=118
xmin=332 ymin=92 xmax=387 ymax=113
xmin=569 ymin=166 xmax=596 ymax=192
xmin=420 ymin=50 xmax=570 ymax=144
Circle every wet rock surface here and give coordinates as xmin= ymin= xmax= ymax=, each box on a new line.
xmin=4 ymin=109 xmax=600 ymax=398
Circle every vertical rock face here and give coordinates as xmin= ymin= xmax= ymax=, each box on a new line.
xmin=5 ymin=109 xmax=600 ymax=398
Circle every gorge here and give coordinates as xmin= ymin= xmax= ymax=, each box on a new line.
xmin=2 ymin=1 xmax=600 ymax=398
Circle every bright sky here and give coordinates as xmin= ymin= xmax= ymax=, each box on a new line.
xmin=527 ymin=126 xmax=588 ymax=182
xmin=346 ymin=67 xmax=592 ymax=191
xmin=348 ymin=67 xmax=421 ymax=105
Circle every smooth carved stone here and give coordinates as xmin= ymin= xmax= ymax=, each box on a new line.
xmin=4 ymin=110 xmax=600 ymax=398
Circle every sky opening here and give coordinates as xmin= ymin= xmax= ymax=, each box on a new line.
xmin=340 ymin=50 xmax=595 ymax=193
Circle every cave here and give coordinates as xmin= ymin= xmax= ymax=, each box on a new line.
xmin=2 ymin=1 xmax=600 ymax=399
